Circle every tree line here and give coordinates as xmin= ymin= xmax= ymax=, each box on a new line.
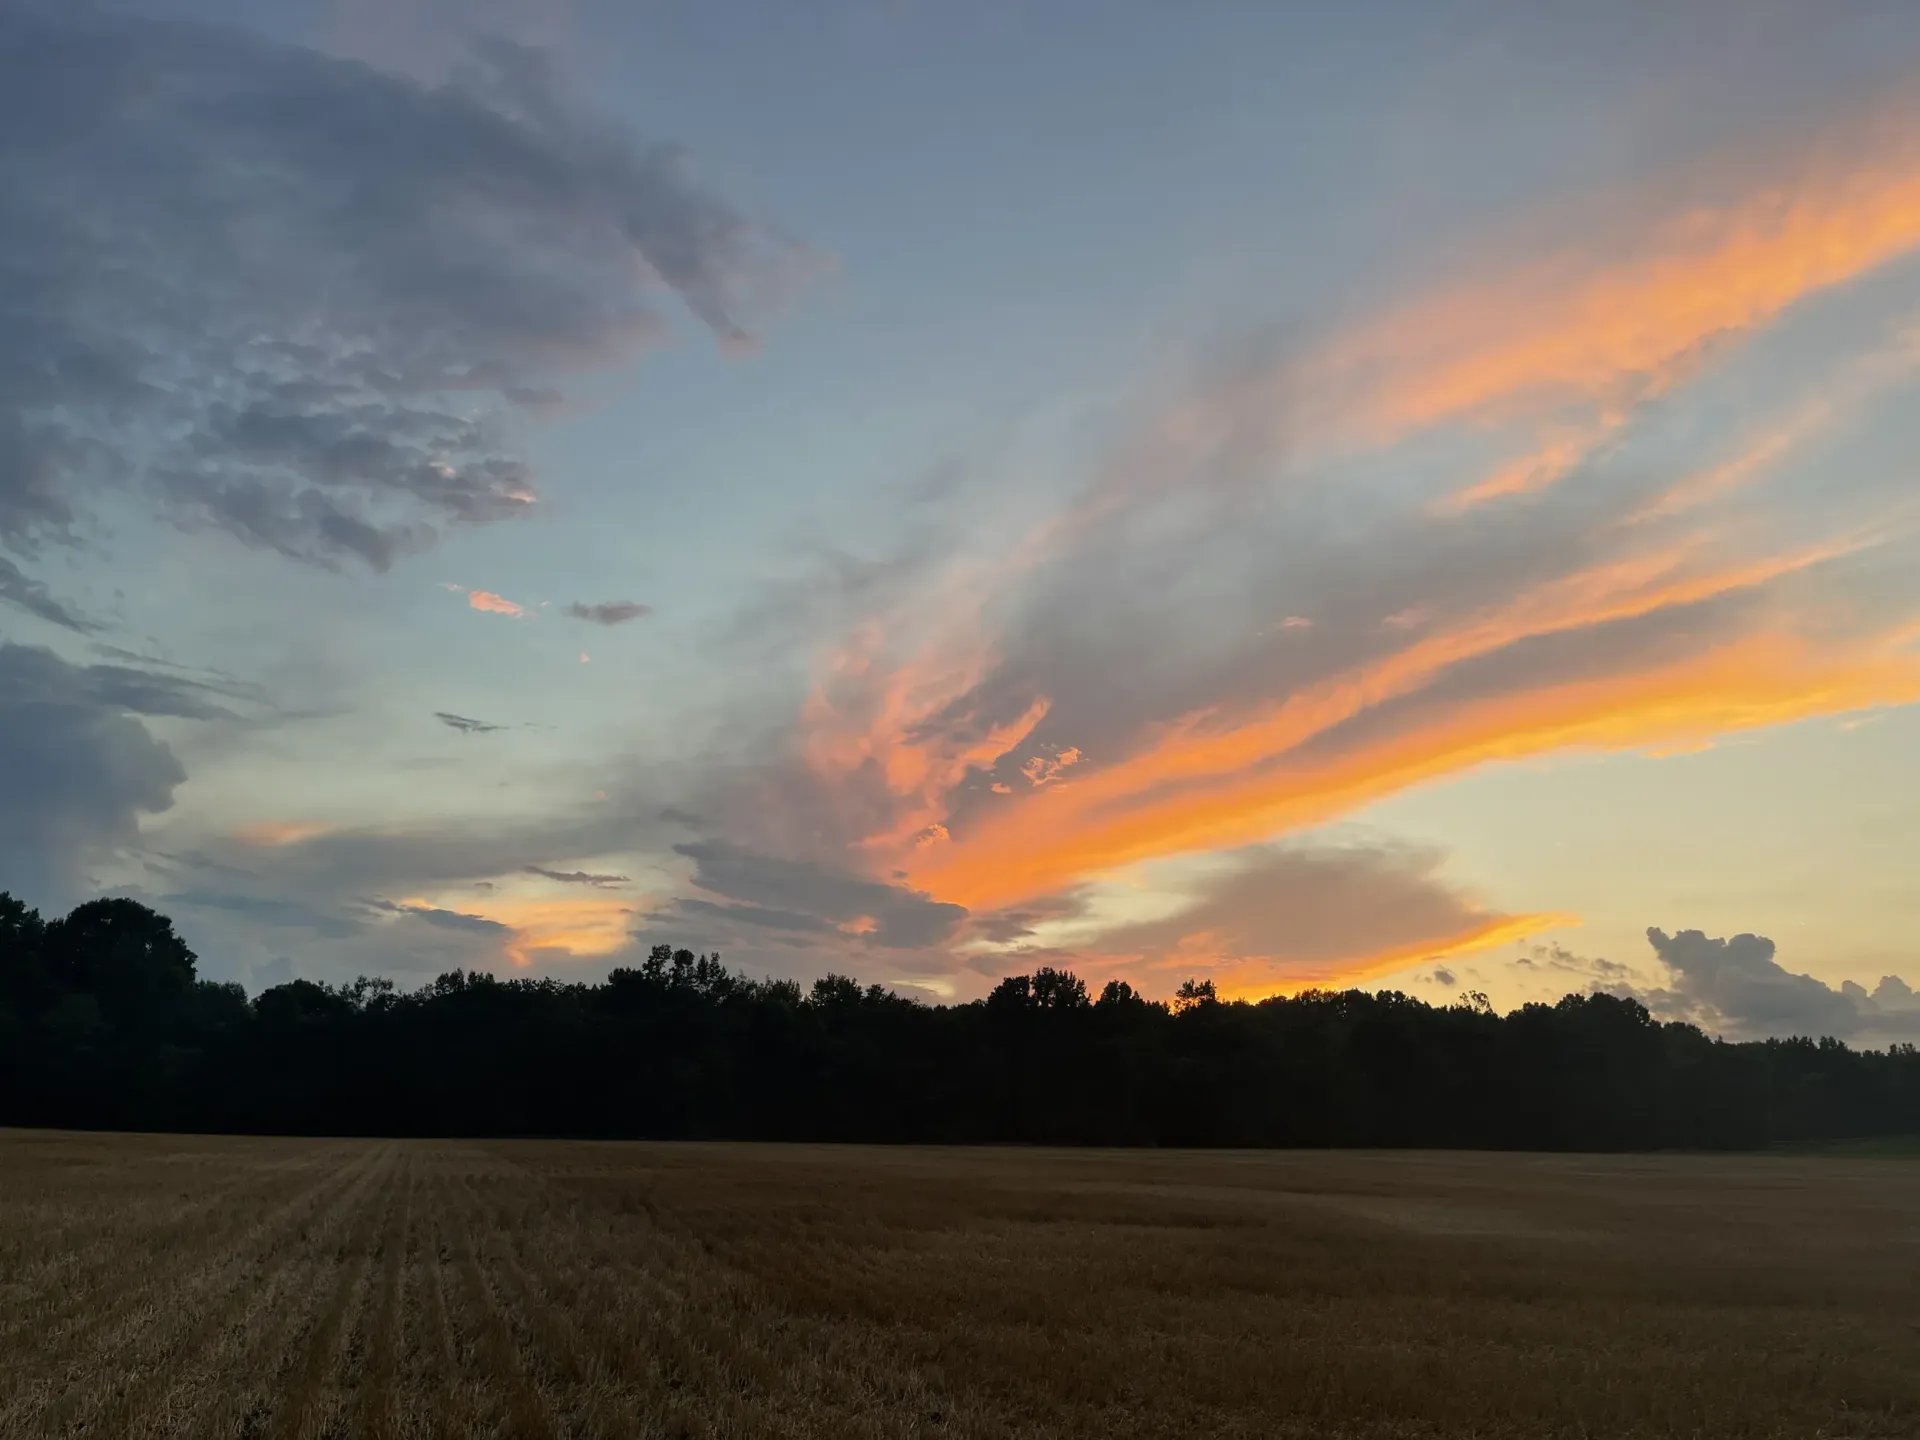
xmin=4 ymin=893 xmax=1918 ymax=1149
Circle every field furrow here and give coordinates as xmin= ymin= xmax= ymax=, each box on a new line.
xmin=266 ymin=1144 xmax=404 ymax=1440
xmin=0 ymin=1144 xmax=385 ymax=1436
xmin=356 ymin=1153 xmax=418 ymax=1440
xmin=5 ymin=1133 xmax=1917 ymax=1439
xmin=438 ymin=1160 xmax=561 ymax=1440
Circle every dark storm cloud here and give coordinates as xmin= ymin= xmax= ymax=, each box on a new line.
xmin=0 ymin=5 xmax=822 ymax=568
xmin=674 ymin=840 xmax=966 ymax=949
xmin=0 ymin=643 xmax=204 ymax=903
xmin=435 ymin=711 xmax=504 ymax=734
xmin=1642 ymin=928 xmax=1920 ymax=1042
xmin=566 ymin=601 xmax=652 ymax=625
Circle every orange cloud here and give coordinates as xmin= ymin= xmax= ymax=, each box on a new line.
xmin=753 ymin=102 xmax=1920 ymax=967
xmin=1315 ymin=146 xmax=1920 ymax=444
xmin=1441 ymin=429 xmax=1611 ymax=510
xmin=799 ymin=618 xmax=1049 ymax=855
xmin=1076 ymin=909 xmax=1576 ymax=1004
xmin=1110 ymin=122 xmax=1920 ymax=527
xmin=235 ymin=820 xmax=331 ymax=846
xmin=403 ymin=891 xmax=636 ymax=967
xmin=909 ymin=539 xmax=1918 ymax=911
xmin=465 ymin=589 xmax=524 ymax=617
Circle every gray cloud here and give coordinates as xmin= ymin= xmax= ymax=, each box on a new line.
xmin=1071 ymin=840 xmax=1523 ymax=979
xmin=434 ymin=711 xmax=503 ymax=734
xmin=673 ymin=839 xmax=966 ymax=949
xmin=366 ymin=897 xmax=511 ymax=936
xmin=1513 ymin=941 xmax=1633 ymax=984
xmin=0 ymin=6 xmax=821 ymax=568
xmin=566 ymin=600 xmax=651 ymax=625
xmin=0 ymin=555 xmax=92 ymax=632
xmin=524 ymin=864 xmax=630 ymax=887
xmin=1642 ymin=927 xmax=1920 ymax=1042
xmin=162 ymin=889 xmax=362 ymax=940
xmin=0 ymin=643 xmax=204 ymax=905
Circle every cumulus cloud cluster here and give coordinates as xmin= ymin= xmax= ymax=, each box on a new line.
xmin=0 ymin=3 xmax=821 ymax=569
xmin=1642 ymin=928 xmax=1920 ymax=1043
xmin=0 ymin=644 xmax=230 ymax=903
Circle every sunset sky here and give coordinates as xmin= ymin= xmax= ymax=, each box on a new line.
xmin=8 ymin=0 xmax=1920 ymax=1041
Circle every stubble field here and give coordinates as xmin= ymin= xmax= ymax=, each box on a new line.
xmin=1 ymin=1132 xmax=1917 ymax=1438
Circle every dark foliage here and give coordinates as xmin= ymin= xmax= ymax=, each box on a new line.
xmin=4 ymin=893 xmax=1918 ymax=1148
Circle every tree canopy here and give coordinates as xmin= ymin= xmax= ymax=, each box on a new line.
xmin=4 ymin=892 xmax=1918 ymax=1148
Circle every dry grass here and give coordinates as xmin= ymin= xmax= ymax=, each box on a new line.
xmin=2 ymin=1133 xmax=1917 ymax=1437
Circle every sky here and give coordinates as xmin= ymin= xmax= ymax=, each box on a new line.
xmin=8 ymin=0 xmax=1920 ymax=1043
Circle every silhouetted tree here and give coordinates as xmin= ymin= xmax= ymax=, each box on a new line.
xmin=5 ymin=888 xmax=1920 ymax=1151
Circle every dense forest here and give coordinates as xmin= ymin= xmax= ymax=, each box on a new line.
xmin=4 ymin=892 xmax=1919 ymax=1149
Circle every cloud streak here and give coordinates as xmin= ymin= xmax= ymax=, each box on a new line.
xmin=434 ymin=711 xmax=505 ymax=734
xmin=0 ymin=557 xmax=93 ymax=632
xmin=686 ymin=98 xmax=1920 ymax=983
xmin=524 ymin=864 xmax=629 ymax=888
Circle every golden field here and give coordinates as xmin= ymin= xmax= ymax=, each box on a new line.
xmin=1 ymin=1131 xmax=1916 ymax=1438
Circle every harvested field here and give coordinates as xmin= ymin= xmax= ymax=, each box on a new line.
xmin=2 ymin=1133 xmax=1917 ymax=1438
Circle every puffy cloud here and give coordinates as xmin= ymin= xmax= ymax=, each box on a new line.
xmin=0 ymin=5 xmax=821 ymax=567
xmin=566 ymin=600 xmax=651 ymax=625
xmin=1642 ymin=927 xmax=1920 ymax=1042
xmin=464 ymin=589 xmax=525 ymax=617
xmin=0 ymin=643 xmax=215 ymax=904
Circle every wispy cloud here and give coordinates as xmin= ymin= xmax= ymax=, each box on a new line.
xmin=669 ymin=96 xmax=1920 ymax=990
xmin=1308 ymin=131 xmax=1920 ymax=449
xmin=392 ymin=889 xmax=637 ymax=966
xmin=524 ymin=864 xmax=630 ymax=888
xmin=235 ymin=820 xmax=333 ymax=847
xmin=0 ymin=557 xmax=93 ymax=633
xmin=434 ymin=711 xmax=505 ymax=734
